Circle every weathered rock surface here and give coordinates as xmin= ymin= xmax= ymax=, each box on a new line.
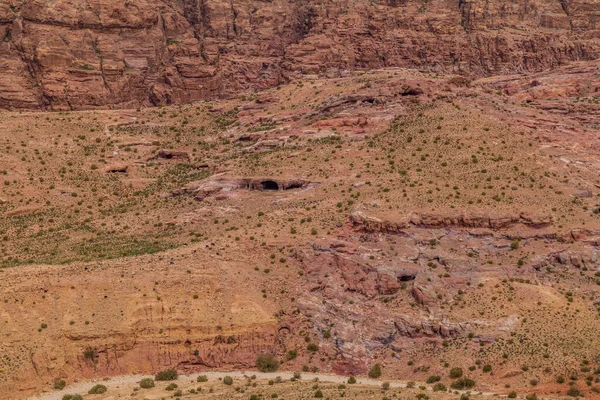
xmin=173 ymin=176 xmax=312 ymax=200
xmin=1 ymin=0 xmax=600 ymax=110
xmin=350 ymin=210 xmax=554 ymax=232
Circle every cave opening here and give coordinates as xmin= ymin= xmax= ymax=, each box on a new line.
xmin=398 ymin=274 xmax=416 ymax=282
xmin=261 ymin=180 xmax=280 ymax=190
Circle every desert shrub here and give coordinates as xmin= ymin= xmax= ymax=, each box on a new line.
xmin=83 ymin=347 xmax=96 ymax=360
xmin=223 ymin=376 xmax=234 ymax=385
xmin=369 ymin=364 xmax=382 ymax=379
xmin=155 ymin=369 xmax=178 ymax=381
xmin=87 ymin=384 xmax=107 ymax=394
xmin=197 ymin=375 xmax=208 ymax=382
xmin=567 ymin=387 xmax=582 ymax=397
xmin=382 ymin=382 xmax=390 ymax=390
xmin=433 ymin=383 xmax=447 ymax=392
xmin=139 ymin=378 xmax=155 ymax=389
xmin=257 ymin=354 xmax=279 ymax=372
xmin=307 ymin=343 xmax=319 ymax=352
xmin=449 ymin=367 xmax=463 ymax=379
xmin=54 ymin=379 xmax=66 ymax=390
xmin=287 ymin=350 xmax=298 ymax=360
xmin=314 ymin=390 xmax=323 ymax=398
xmin=507 ymin=392 xmax=517 ymax=399
xmin=62 ymin=395 xmax=83 ymax=400
xmin=426 ymin=375 xmax=441 ymax=384
xmin=165 ymin=383 xmax=178 ymax=391
xmin=348 ymin=376 xmax=356 ymax=384
xmin=482 ymin=364 xmax=492 ymax=373
xmin=451 ymin=378 xmax=476 ymax=390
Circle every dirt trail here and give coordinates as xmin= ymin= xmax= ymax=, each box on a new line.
xmin=30 ymin=371 xmax=489 ymax=399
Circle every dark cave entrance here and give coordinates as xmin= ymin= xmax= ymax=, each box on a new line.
xmin=261 ymin=180 xmax=280 ymax=190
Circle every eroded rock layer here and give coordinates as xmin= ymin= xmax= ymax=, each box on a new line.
xmin=1 ymin=0 xmax=600 ymax=110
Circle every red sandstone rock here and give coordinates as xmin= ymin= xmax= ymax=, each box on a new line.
xmin=1 ymin=0 xmax=599 ymax=110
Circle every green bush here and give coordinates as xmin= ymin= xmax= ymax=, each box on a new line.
xmin=155 ymin=369 xmax=178 ymax=381
xmin=567 ymin=387 xmax=582 ymax=397
xmin=257 ymin=354 xmax=279 ymax=372
xmin=139 ymin=378 xmax=155 ymax=389
xmin=508 ymin=391 xmax=517 ymax=398
xmin=223 ymin=376 xmax=234 ymax=385
xmin=426 ymin=375 xmax=441 ymax=384
xmin=368 ymin=364 xmax=382 ymax=379
xmin=482 ymin=364 xmax=492 ymax=373
xmin=54 ymin=379 xmax=66 ymax=390
xmin=433 ymin=383 xmax=447 ymax=392
xmin=348 ymin=376 xmax=357 ymax=384
xmin=307 ymin=343 xmax=319 ymax=352
xmin=87 ymin=384 xmax=107 ymax=394
xmin=62 ymin=395 xmax=83 ymax=400
xmin=83 ymin=347 xmax=96 ymax=360
xmin=314 ymin=390 xmax=323 ymax=398
xmin=287 ymin=350 xmax=298 ymax=360
xmin=449 ymin=367 xmax=463 ymax=379
xmin=451 ymin=378 xmax=476 ymax=390
xmin=165 ymin=383 xmax=178 ymax=391
xmin=197 ymin=375 xmax=208 ymax=382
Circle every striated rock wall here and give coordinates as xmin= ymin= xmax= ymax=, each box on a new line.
xmin=0 ymin=258 xmax=281 ymax=396
xmin=1 ymin=0 xmax=599 ymax=110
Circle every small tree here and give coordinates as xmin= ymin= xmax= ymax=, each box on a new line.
xmin=368 ymin=364 xmax=382 ymax=379
xmin=451 ymin=378 xmax=476 ymax=390
xmin=155 ymin=369 xmax=178 ymax=381
xmin=257 ymin=354 xmax=279 ymax=372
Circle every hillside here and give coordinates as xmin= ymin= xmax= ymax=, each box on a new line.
xmin=1 ymin=60 xmax=600 ymax=398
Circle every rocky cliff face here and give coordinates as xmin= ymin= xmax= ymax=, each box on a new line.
xmin=0 ymin=0 xmax=599 ymax=110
